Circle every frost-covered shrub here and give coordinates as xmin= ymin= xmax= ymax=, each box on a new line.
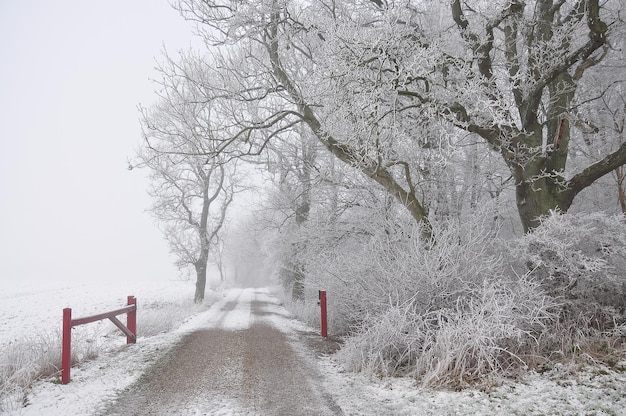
xmin=412 ymin=275 xmax=555 ymax=387
xmin=303 ymin=211 xmax=556 ymax=387
xmin=285 ymin=208 xmax=626 ymax=386
xmin=512 ymin=211 xmax=626 ymax=330
xmin=301 ymin=212 xmax=504 ymax=331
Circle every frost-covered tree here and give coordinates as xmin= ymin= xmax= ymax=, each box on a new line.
xmin=133 ymin=53 xmax=241 ymax=303
xmin=438 ymin=0 xmax=626 ymax=231
xmin=174 ymin=0 xmax=626 ymax=234
xmin=174 ymin=0 xmax=437 ymax=239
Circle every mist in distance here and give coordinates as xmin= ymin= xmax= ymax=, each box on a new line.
xmin=0 ymin=1 xmax=203 ymax=288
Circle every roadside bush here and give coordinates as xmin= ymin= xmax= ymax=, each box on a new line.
xmin=301 ymin=210 xmax=557 ymax=387
xmin=284 ymin=206 xmax=626 ymax=387
xmin=504 ymin=211 xmax=626 ymax=372
xmin=512 ymin=211 xmax=626 ymax=331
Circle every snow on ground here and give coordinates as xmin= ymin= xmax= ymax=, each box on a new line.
xmin=2 ymin=280 xmax=626 ymax=415
xmin=320 ymin=360 xmax=626 ymax=415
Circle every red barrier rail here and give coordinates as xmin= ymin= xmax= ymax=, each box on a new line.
xmin=61 ymin=296 xmax=136 ymax=384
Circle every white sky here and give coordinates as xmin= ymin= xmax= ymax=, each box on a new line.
xmin=0 ymin=1 xmax=199 ymax=285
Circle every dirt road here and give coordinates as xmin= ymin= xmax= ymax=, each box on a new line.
xmin=100 ymin=289 xmax=343 ymax=416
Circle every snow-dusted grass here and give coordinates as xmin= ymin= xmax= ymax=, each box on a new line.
xmin=0 ymin=327 xmax=103 ymax=412
xmin=137 ymin=296 xmax=217 ymax=337
xmin=319 ymin=355 xmax=626 ymax=415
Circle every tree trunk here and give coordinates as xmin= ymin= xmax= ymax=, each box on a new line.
xmin=515 ymin=174 xmax=569 ymax=232
xmin=511 ymin=143 xmax=573 ymax=232
xmin=194 ymin=262 xmax=207 ymax=303
xmin=279 ymin=253 xmax=306 ymax=301
xmin=617 ymin=166 xmax=626 ymax=218
xmin=194 ymin=167 xmax=212 ymax=303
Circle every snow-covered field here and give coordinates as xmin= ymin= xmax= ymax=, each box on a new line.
xmin=0 ymin=278 xmax=195 ymax=350
xmin=1 ymin=278 xmax=626 ymax=415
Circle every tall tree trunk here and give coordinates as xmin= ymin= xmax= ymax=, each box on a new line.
xmin=291 ymin=251 xmax=306 ymax=301
xmin=617 ymin=166 xmax=626 ymax=218
xmin=194 ymin=166 xmax=213 ymax=303
xmin=290 ymin=139 xmax=313 ymax=301
xmin=194 ymin=261 xmax=207 ymax=303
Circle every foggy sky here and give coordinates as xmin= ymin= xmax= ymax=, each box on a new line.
xmin=0 ymin=1 xmax=198 ymax=285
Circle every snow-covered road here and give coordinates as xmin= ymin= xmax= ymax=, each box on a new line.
xmin=100 ymin=288 xmax=341 ymax=415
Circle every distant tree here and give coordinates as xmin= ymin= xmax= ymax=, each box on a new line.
xmin=210 ymin=233 xmax=226 ymax=283
xmin=266 ymin=130 xmax=317 ymax=300
xmin=133 ymin=54 xmax=241 ymax=303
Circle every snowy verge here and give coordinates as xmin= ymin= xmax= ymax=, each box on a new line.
xmin=318 ymin=357 xmax=626 ymax=416
xmin=257 ymin=289 xmax=626 ymax=415
xmin=3 ymin=288 xmax=243 ymax=416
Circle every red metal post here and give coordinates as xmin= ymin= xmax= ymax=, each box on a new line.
xmin=61 ymin=308 xmax=72 ymax=384
xmin=319 ymin=290 xmax=328 ymax=338
xmin=127 ymin=296 xmax=136 ymax=344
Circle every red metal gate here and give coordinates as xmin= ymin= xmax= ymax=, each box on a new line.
xmin=61 ymin=295 xmax=136 ymax=384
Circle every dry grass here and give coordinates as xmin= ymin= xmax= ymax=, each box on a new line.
xmin=0 ymin=328 xmax=102 ymax=412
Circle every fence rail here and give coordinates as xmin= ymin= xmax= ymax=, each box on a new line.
xmin=61 ymin=296 xmax=136 ymax=384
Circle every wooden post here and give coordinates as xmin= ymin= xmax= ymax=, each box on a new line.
xmin=127 ymin=296 xmax=136 ymax=344
xmin=61 ymin=308 xmax=72 ymax=384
